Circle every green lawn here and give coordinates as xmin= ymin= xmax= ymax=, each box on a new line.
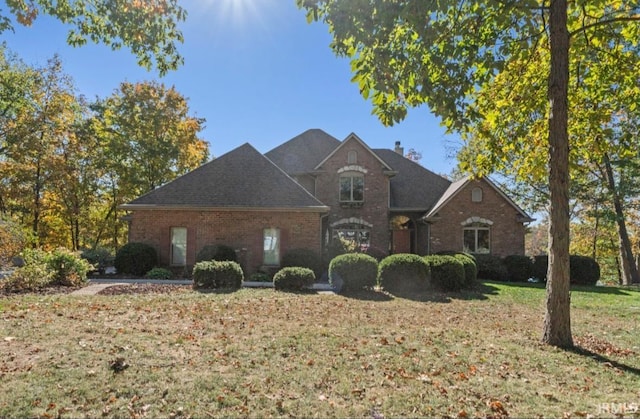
xmin=1 ymin=282 xmax=638 ymax=418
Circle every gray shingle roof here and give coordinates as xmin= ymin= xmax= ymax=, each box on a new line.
xmin=265 ymin=129 xmax=341 ymax=174
xmin=122 ymin=143 xmax=328 ymax=210
xmin=373 ymin=149 xmax=452 ymax=211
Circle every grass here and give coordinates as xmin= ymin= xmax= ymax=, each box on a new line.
xmin=1 ymin=282 xmax=639 ymax=418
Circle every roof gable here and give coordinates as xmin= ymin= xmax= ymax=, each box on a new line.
xmin=314 ymin=133 xmax=393 ymax=171
xmin=424 ymin=176 xmax=533 ymax=221
xmin=264 ymin=129 xmax=341 ymax=175
xmin=122 ymin=143 xmax=328 ymax=211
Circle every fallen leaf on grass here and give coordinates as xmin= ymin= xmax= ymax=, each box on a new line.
xmin=109 ymin=357 xmax=129 ymax=373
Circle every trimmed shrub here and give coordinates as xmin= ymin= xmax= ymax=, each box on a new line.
xmin=437 ymin=252 xmax=477 ymax=286
xmin=273 ymin=267 xmax=315 ymax=291
xmin=503 ymin=255 xmax=533 ymax=282
xmin=532 ymin=255 xmax=548 ymax=281
xmin=328 ymin=253 xmax=378 ymax=292
xmin=48 ymin=247 xmax=92 ymax=286
xmin=114 ymin=242 xmax=158 ymax=276
xmin=192 ymin=261 xmax=243 ymax=290
xmin=424 ymin=255 xmax=466 ymax=291
xmin=378 ymin=254 xmax=430 ymax=293
xmin=2 ymin=249 xmax=54 ymax=292
xmin=474 ymin=254 xmax=508 ymax=281
xmin=196 ymin=244 xmax=238 ymax=263
xmin=145 ymin=267 xmax=174 ymax=280
xmin=81 ymin=246 xmax=114 ymax=274
xmin=281 ymin=248 xmax=323 ymax=278
xmin=249 ymin=272 xmax=271 ymax=282
xmin=570 ymin=255 xmax=600 ymax=286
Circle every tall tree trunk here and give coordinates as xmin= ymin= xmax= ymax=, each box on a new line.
xmin=543 ymin=0 xmax=573 ymax=348
xmin=602 ymin=152 xmax=640 ymax=285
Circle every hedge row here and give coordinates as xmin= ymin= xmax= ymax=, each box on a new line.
xmin=475 ymin=253 xmax=600 ymax=285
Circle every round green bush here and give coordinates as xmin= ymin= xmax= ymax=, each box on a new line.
xmin=114 ymin=242 xmax=158 ymax=276
xmin=437 ymin=252 xmax=477 ymax=286
xmin=195 ymin=244 xmax=238 ymax=263
xmin=424 ymin=255 xmax=465 ymax=291
xmin=532 ymin=255 xmax=548 ymax=282
xmin=328 ymin=253 xmax=378 ymax=292
xmin=145 ymin=267 xmax=174 ymax=280
xmin=192 ymin=260 xmax=243 ymax=290
xmin=378 ymin=254 xmax=430 ymax=293
xmin=48 ymin=247 xmax=93 ymax=286
xmin=474 ymin=254 xmax=508 ymax=281
xmin=281 ymin=248 xmax=323 ymax=278
xmin=273 ymin=267 xmax=315 ymax=291
xmin=503 ymin=255 xmax=533 ymax=282
xmin=570 ymin=255 xmax=600 ymax=285
xmin=81 ymin=246 xmax=114 ymax=273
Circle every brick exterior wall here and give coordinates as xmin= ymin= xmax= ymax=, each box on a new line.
xmin=428 ymin=179 xmax=526 ymax=257
xmin=127 ymin=209 xmax=323 ymax=275
xmin=313 ymin=136 xmax=392 ymax=253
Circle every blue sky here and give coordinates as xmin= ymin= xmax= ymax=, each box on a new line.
xmin=1 ymin=0 xmax=459 ymax=175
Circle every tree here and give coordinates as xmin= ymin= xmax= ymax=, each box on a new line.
xmin=298 ymin=0 xmax=640 ymax=347
xmin=91 ymin=80 xmax=208 ymax=248
xmin=0 ymin=0 xmax=186 ymax=75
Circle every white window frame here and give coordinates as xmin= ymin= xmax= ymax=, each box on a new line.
xmin=263 ymin=228 xmax=280 ymax=266
xmin=463 ymin=224 xmax=490 ymax=254
xmin=170 ymin=227 xmax=187 ymax=266
xmin=339 ymin=174 xmax=364 ymax=202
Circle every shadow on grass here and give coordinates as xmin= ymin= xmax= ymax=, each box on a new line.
xmin=337 ymin=288 xmax=393 ymax=302
xmin=486 ymin=280 xmax=638 ymax=296
xmin=193 ymin=287 xmax=244 ymax=295
xmin=569 ymin=346 xmax=640 ymax=377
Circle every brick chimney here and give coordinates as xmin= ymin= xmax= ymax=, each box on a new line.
xmin=394 ymin=141 xmax=404 ymax=155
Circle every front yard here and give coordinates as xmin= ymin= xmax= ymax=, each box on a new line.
xmin=1 ymin=282 xmax=639 ymax=418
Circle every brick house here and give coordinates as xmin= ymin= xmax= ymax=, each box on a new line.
xmin=121 ymin=129 xmax=532 ymax=274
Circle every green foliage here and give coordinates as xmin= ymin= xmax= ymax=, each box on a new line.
xmin=47 ymin=247 xmax=92 ymax=286
xmin=81 ymin=246 xmax=114 ymax=273
xmin=377 ymin=253 xmax=430 ymax=294
xmin=114 ymin=242 xmax=158 ymax=276
xmin=281 ymin=248 xmax=323 ymax=278
xmin=1 ymin=0 xmax=187 ymax=76
xmin=192 ymin=261 xmax=243 ymax=290
xmin=2 ymin=247 xmax=89 ymax=291
xmin=437 ymin=251 xmax=477 ymax=287
xmin=196 ymin=244 xmax=237 ymax=263
xmin=503 ymin=255 xmax=534 ymax=283
xmin=474 ymin=254 xmax=508 ymax=282
xmin=532 ymin=255 xmax=549 ymax=281
xmin=328 ymin=253 xmax=378 ymax=292
xmin=424 ymin=255 xmax=466 ymax=292
xmin=273 ymin=267 xmax=315 ymax=291
xmin=249 ymin=272 xmax=272 ymax=282
xmin=569 ymin=255 xmax=601 ymax=286
xmin=0 ymin=218 xmax=31 ymax=267
xmin=145 ymin=267 xmax=174 ymax=280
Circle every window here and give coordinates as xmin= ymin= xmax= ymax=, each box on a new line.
xmin=171 ymin=227 xmax=187 ymax=266
xmin=471 ymin=187 xmax=483 ymax=202
xmin=263 ymin=228 xmax=280 ymax=265
xmin=339 ymin=174 xmax=364 ymax=202
xmin=463 ymin=223 xmax=490 ymax=254
xmin=333 ymin=224 xmax=370 ymax=252
xmin=347 ymin=150 xmax=357 ymax=164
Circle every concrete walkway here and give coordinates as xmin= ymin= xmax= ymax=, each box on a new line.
xmin=70 ymin=283 xmax=129 ymax=296
xmin=70 ymin=279 xmax=334 ymax=295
